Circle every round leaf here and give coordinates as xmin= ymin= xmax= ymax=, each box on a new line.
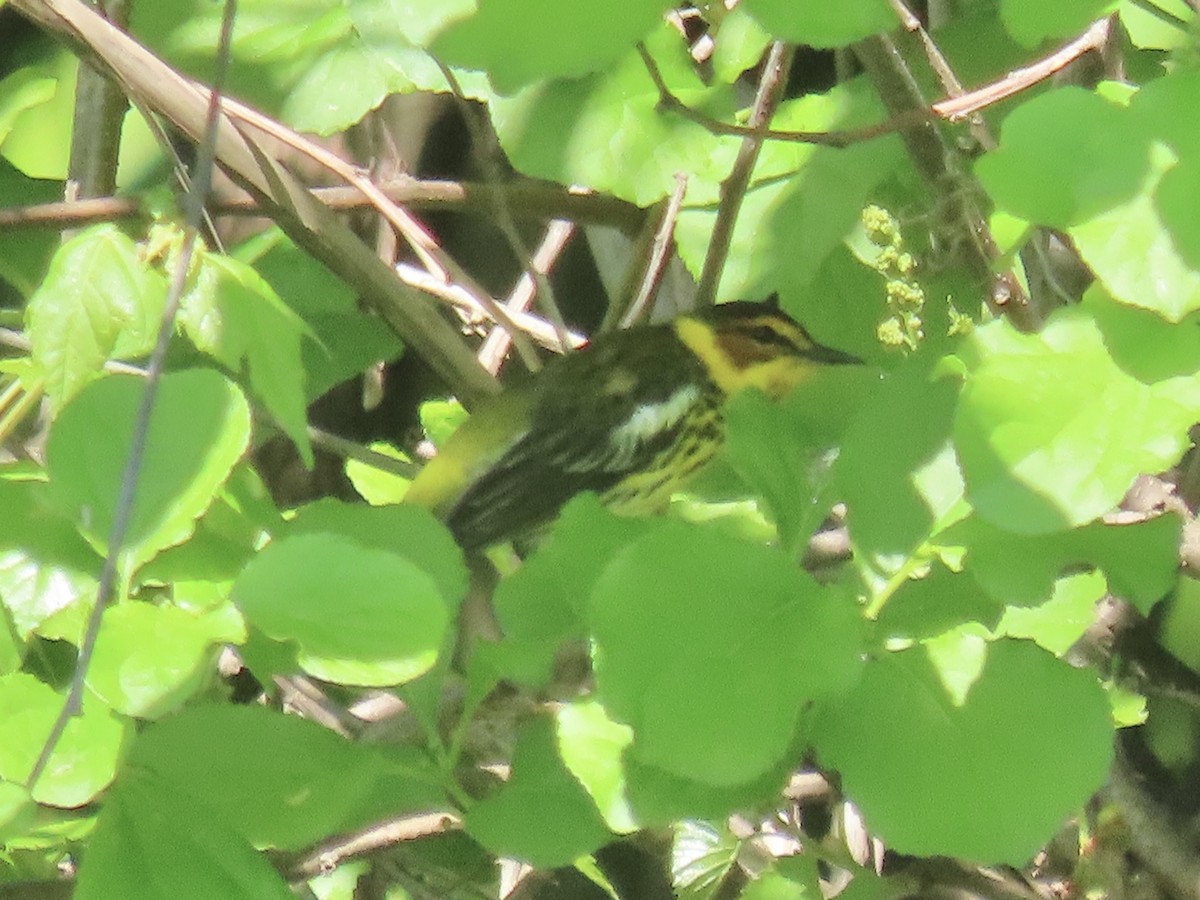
xmin=0 ymin=673 xmax=128 ymax=807
xmin=590 ymin=522 xmax=862 ymax=786
xmin=87 ymin=603 xmax=239 ymax=718
xmin=817 ymin=639 xmax=1113 ymax=863
xmin=46 ymin=370 xmax=252 ymax=571
xmin=975 ymin=87 xmax=1148 ymax=229
xmin=954 ymin=310 xmax=1196 ymax=534
xmin=233 ymin=533 xmax=448 ymax=686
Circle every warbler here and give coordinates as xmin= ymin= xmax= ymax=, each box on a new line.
xmin=405 ymin=301 xmax=859 ymax=549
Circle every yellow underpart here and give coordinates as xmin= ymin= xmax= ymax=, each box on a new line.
xmin=673 ymin=317 xmax=811 ymax=399
xmin=602 ymin=402 xmax=722 ymax=514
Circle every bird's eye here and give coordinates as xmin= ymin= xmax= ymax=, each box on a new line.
xmin=745 ymin=323 xmax=797 ymax=349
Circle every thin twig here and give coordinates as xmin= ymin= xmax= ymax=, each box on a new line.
xmin=433 ymin=56 xmax=570 ymax=369
xmin=306 ymin=426 xmax=420 ymax=480
xmin=477 ymin=219 xmax=577 ymax=374
xmin=132 ymin=96 xmax=227 ymax=252
xmin=621 ymin=172 xmax=688 ymax=328
xmin=222 ymin=96 xmax=545 ymax=375
xmin=639 ymin=19 xmax=1112 ymax=148
xmin=217 ymin=96 xmax=440 ymax=276
xmin=1126 ymin=0 xmax=1193 ymax=30
xmin=0 ymin=179 xmax=643 ymax=233
xmin=26 ymin=0 xmax=239 ymax=792
xmin=890 ymin=0 xmax=995 ymax=151
xmin=694 ymin=41 xmax=793 ymax=307
xmin=281 ymin=812 xmax=462 ymax=882
xmin=395 ymin=263 xmax=585 ymax=353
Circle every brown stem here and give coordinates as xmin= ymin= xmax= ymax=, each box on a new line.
xmin=854 ymin=33 xmax=1037 ymax=329
xmin=0 ymin=179 xmax=644 ymax=233
xmin=621 ymin=171 xmax=689 ymax=328
xmin=640 ymin=19 xmax=1112 ymax=151
xmin=66 ymin=0 xmax=129 ymax=200
xmin=477 ymin=219 xmax=577 ymax=374
xmin=694 ymin=41 xmax=793 ymax=307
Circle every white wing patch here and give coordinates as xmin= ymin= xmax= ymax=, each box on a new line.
xmin=605 ymin=384 xmax=702 ymax=469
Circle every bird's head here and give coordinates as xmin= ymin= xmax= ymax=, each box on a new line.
xmin=673 ymin=301 xmax=860 ymax=399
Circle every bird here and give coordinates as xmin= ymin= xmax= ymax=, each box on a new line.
xmin=404 ymin=300 xmax=860 ymax=550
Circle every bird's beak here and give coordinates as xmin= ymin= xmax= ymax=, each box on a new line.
xmin=806 ymin=343 xmax=861 ymax=366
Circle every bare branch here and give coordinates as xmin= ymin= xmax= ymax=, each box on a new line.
xmin=281 ymin=812 xmax=463 ymax=883
xmin=621 ymin=171 xmax=688 ymax=328
xmin=640 ymin=19 xmax=1113 ymax=150
xmin=694 ymin=41 xmax=793 ymax=307
xmin=0 ymin=179 xmax=643 ymax=233
xmin=477 ymin=219 xmax=577 ymax=374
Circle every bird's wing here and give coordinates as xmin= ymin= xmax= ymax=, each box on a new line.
xmin=443 ymin=332 xmax=708 ymax=548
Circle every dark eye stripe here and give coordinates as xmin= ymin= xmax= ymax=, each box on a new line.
xmin=740 ymin=322 xmax=809 ymax=352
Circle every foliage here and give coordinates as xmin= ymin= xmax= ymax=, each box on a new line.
xmin=1 ymin=0 xmax=1199 ymax=897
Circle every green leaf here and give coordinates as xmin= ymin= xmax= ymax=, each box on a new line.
xmin=420 ymin=398 xmax=471 ymax=448
xmin=626 ymin=752 xmax=796 ymax=826
xmin=953 ymin=309 xmax=1198 ymax=534
xmin=491 ymin=24 xmax=736 ymax=206
xmin=837 ymin=366 xmax=963 ymax=567
xmin=285 ymin=498 xmax=467 ymax=604
xmin=999 ymin=0 xmax=1115 ymax=47
xmin=724 ymin=366 xmax=874 ymax=551
xmin=710 ymin=7 xmax=772 ymax=84
xmin=0 ymin=477 xmax=100 ymax=639
xmin=351 ymin=0 xmax=476 ymax=47
xmin=0 ymin=68 xmax=56 ymax=145
xmin=947 ymin=512 xmax=1181 ymax=611
xmin=672 ymin=819 xmax=740 ymax=899
xmin=876 ymin=563 xmax=1005 ymax=642
xmin=432 ymin=0 xmax=671 ymax=92
xmin=1157 ymin=577 xmax=1200 ymax=672
xmin=590 ymin=522 xmax=862 ymax=786
xmin=346 ymin=0 xmax=490 ymax=100
xmin=76 ymin=769 xmax=293 ymax=900
xmin=0 ymin=157 xmax=59 ymax=295
xmin=466 ymin=716 xmax=612 ymax=866
xmin=130 ymin=0 xmax=354 ymax=129
xmin=556 ymin=701 xmax=637 ymax=834
xmin=0 ymin=42 xmax=77 ymax=179
xmin=1070 ymin=143 xmax=1200 ymax=322
xmin=997 ymin=570 xmax=1107 ymax=655
xmin=46 ymin=370 xmax=252 ymax=571
xmin=25 ymin=225 xmax=167 ymax=409
xmin=180 ymin=252 xmax=312 ymax=466
xmin=1119 ymin=0 xmax=1195 ymax=49
xmin=87 ymin=603 xmax=242 ymax=718
xmin=740 ymin=0 xmax=893 ymax=47
xmin=0 ymin=599 xmax=22 ymax=676
xmin=134 ymin=0 xmax=486 ymax=134
xmin=233 ymin=532 xmax=449 ymax=686
xmin=345 ymin=442 xmax=413 ymax=505
xmin=816 ymin=639 xmax=1113 ymax=863
xmin=742 ymin=867 xmax=821 ymax=899
xmin=239 ymin=229 xmax=403 ymax=402
xmin=128 ymin=704 xmax=432 ymax=849
xmin=488 ymin=494 xmax=652 ymax=685
xmin=0 ymin=673 xmax=128 ymax=807
xmin=975 ymin=87 xmax=1148 ymax=229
